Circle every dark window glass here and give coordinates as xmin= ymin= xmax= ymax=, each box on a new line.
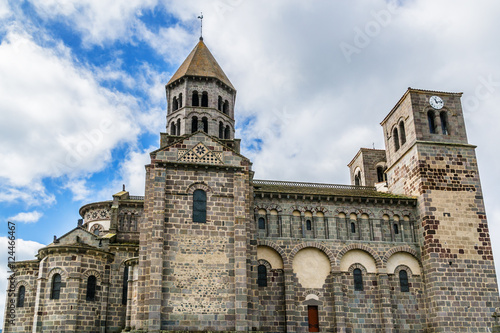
xmin=177 ymin=119 xmax=181 ymax=136
xmin=428 ymin=110 xmax=436 ymax=133
xmin=122 ymin=267 xmax=128 ymax=305
xmin=172 ymin=97 xmax=178 ymax=111
xmin=86 ymin=275 xmax=97 ymax=301
xmin=224 ymin=125 xmax=230 ymax=139
xmin=306 ymin=219 xmax=312 ymax=231
xmin=399 ymin=121 xmax=406 ymax=145
xmin=393 ymin=128 xmax=400 ymax=151
xmin=178 ymin=93 xmax=183 ymax=108
xmin=192 ymin=91 xmax=199 ymax=106
xmin=440 ymin=111 xmax=448 ymax=135
xmin=354 ymin=171 xmax=361 ymax=186
xmin=218 ymin=96 xmax=222 ymax=111
xmin=170 ymin=122 xmax=176 ymax=136
xmin=257 ymin=265 xmax=267 ymax=287
xmin=223 ymin=100 xmax=229 ymax=115
xmin=399 ymin=270 xmax=409 ymax=292
xmin=191 ymin=116 xmax=198 ymax=133
xmin=17 ymin=286 xmax=25 ymax=307
xmin=219 ymin=122 xmax=224 ymax=139
xmin=393 ymin=223 xmax=399 ymax=235
xmin=51 ymin=273 xmax=61 ymax=300
xmin=351 ymin=222 xmax=356 ymax=234
xmin=193 ymin=189 xmax=207 ymax=223
xmin=201 ymin=92 xmax=208 ymax=107
xmin=258 ymin=217 xmax=266 ymax=230
xmin=353 ymin=268 xmax=363 ymax=291
xmin=202 ymin=117 xmax=208 ymax=133
xmin=377 ymin=166 xmax=384 ymax=182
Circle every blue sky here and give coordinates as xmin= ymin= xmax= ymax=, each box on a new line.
xmin=2 ymin=0 xmax=500 ymax=324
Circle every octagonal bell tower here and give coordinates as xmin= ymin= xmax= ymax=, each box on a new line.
xmin=163 ymin=38 xmax=238 ymax=150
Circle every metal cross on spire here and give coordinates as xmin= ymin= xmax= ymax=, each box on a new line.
xmin=197 ymin=12 xmax=204 ymax=40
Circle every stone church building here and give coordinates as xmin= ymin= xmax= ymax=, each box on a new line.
xmin=4 ymin=38 xmax=500 ymax=333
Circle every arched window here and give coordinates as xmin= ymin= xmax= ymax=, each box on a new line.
xmin=122 ymin=267 xmax=128 ymax=305
xmin=351 ymin=222 xmax=356 ymax=234
xmin=377 ymin=166 xmax=385 ymax=183
xmin=17 ymin=285 xmax=25 ymax=307
xmin=257 ymin=264 xmax=267 ymax=287
xmin=172 ymin=96 xmax=178 ymax=111
xmin=86 ymin=275 xmax=97 ymax=301
xmin=93 ymin=228 xmax=100 ymax=236
xmin=170 ymin=122 xmax=176 ymax=136
xmin=191 ymin=116 xmax=198 ymax=133
xmin=306 ymin=219 xmax=312 ymax=231
xmin=258 ymin=217 xmax=266 ymax=230
xmin=393 ymin=127 xmax=400 ymax=151
xmin=219 ymin=122 xmax=224 ymax=139
xmin=223 ymin=100 xmax=229 ymax=115
xmin=218 ymin=96 xmax=223 ymax=111
xmin=193 ymin=189 xmax=207 ymax=223
xmin=192 ymin=91 xmax=199 ymax=106
xmin=393 ymin=223 xmax=399 ymax=235
xmin=178 ymin=93 xmax=183 ymax=108
xmin=51 ymin=273 xmax=61 ymax=300
xmin=224 ymin=125 xmax=230 ymax=139
xmin=202 ymin=117 xmax=208 ymax=133
xmin=354 ymin=170 xmax=361 ymax=186
xmin=399 ymin=270 xmax=409 ymax=292
xmin=440 ymin=111 xmax=448 ymax=135
xmin=428 ymin=110 xmax=436 ymax=134
xmin=201 ymin=92 xmax=209 ymax=107
xmin=399 ymin=121 xmax=406 ymax=145
xmin=176 ymin=118 xmax=181 ymax=136
xmin=353 ymin=268 xmax=363 ymax=291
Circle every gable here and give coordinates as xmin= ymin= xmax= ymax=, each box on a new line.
xmin=54 ymin=227 xmax=100 ymax=248
xmin=152 ymin=132 xmax=251 ymax=169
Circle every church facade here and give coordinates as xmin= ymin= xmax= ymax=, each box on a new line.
xmin=3 ymin=38 xmax=500 ymax=333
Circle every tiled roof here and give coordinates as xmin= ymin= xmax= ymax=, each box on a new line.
xmin=252 ymin=180 xmax=414 ymax=200
xmin=167 ymin=39 xmax=235 ymax=90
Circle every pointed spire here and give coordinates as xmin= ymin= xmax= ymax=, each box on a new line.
xmin=167 ymin=39 xmax=235 ymax=90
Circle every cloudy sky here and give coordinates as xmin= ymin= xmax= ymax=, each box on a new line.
xmin=1 ymin=0 xmax=500 ymax=323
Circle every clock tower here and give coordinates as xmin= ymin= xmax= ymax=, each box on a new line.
xmin=381 ymin=88 xmax=499 ymax=331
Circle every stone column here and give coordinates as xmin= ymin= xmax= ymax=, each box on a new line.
xmin=378 ymin=271 xmax=394 ymax=333
xmin=234 ymin=172 xmax=250 ymax=331
xmin=125 ymin=265 xmax=133 ymax=330
xmin=31 ymin=257 xmax=47 ymax=333
xmin=333 ymin=273 xmax=346 ymax=333
xmin=284 ymin=266 xmax=297 ymax=333
xmin=147 ymin=163 xmax=165 ymax=332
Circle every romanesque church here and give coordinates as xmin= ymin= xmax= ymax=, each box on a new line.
xmin=4 ymin=37 xmax=500 ymax=333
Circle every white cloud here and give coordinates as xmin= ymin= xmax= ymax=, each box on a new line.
xmin=0 ymin=237 xmax=44 ymax=326
xmin=0 ymin=181 xmax=56 ymax=206
xmin=0 ymin=31 xmax=140 ymax=199
xmin=63 ymin=179 xmax=92 ymax=202
xmin=95 ymin=147 xmax=153 ymax=200
xmin=0 ymin=0 xmax=10 ymax=20
xmin=28 ymin=0 xmax=158 ymax=45
xmin=7 ymin=211 xmax=43 ymax=223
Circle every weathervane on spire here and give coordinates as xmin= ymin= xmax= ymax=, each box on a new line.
xmin=197 ymin=12 xmax=204 ymax=40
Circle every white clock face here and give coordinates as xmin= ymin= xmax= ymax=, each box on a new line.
xmin=429 ymin=96 xmax=444 ymax=109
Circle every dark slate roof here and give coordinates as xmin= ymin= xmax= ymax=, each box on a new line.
xmin=252 ymin=180 xmax=415 ymax=200
xmin=167 ymin=39 xmax=235 ymax=90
